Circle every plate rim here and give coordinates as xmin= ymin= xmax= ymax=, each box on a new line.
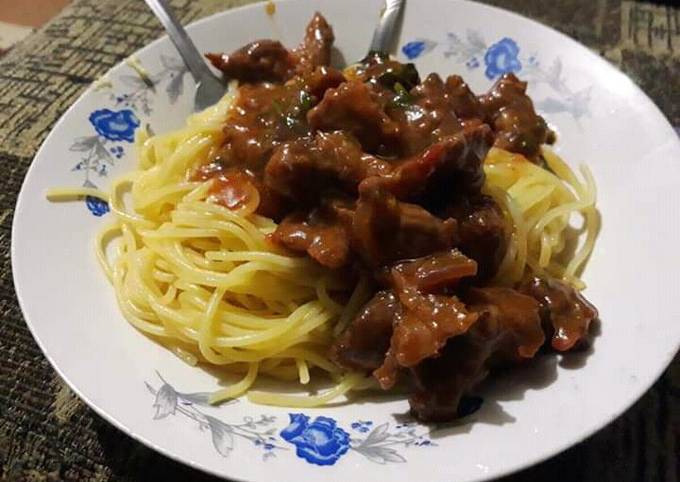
xmin=11 ymin=0 xmax=680 ymax=481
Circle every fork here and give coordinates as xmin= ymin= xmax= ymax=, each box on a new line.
xmin=144 ymin=0 xmax=227 ymax=111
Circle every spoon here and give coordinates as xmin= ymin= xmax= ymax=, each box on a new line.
xmin=144 ymin=0 xmax=227 ymax=111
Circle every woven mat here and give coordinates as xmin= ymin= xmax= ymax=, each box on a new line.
xmin=1 ymin=1 xmax=678 ymax=481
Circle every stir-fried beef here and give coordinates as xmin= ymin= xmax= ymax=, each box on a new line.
xmin=409 ymin=287 xmax=543 ymax=421
xmin=265 ymin=131 xmax=391 ymax=203
xmin=390 ymin=249 xmax=478 ymax=293
xmin=307 ymin=80 xmax=401 ymax=154
xmin=293 ymin=12 xmax=335 ymax=73
xmin=207 ymin=40 xmax=297 ymax=83
xmin=207 ymin=12 xmax=334 ymax=82
xmin=365 ymin=124 xmax=494 ymax=205
xmin=352 ymin=186 xmax=457 ymax=267
xmin=479 ymin=73 xmax=554 ymax=159
xmin=198 ymin=13 xmax=598 ymax=422
xmin=273 ymin=198 xmax=355 ymax=269
xmin=442 ymin=195 xmax=506 ymax=280
xmin=519 ymin=276 xmax=598 ymax=351
xmin=330 ymin=290 xmax=400 ymax=372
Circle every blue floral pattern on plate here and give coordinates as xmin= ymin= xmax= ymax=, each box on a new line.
xmin=89 ymin=108 xmax=140 ymax=142
xmin=351 ymin=420 xmax=374 ymax=433
xmin=401 ymin=39 xmax=437 ymax=60
xmin=146 ymin=374 xmax=435 ymax=466
xmin=85 ymin=196 xmax=110 ymax=216
xmin=483 ymin=37 xmax=522 ymax=79
xmin=281 ymin=414 xmax=351 ymax=466
xmin=146 ymin=373 xmax=285 ymax=461
xmin=399 ymin=30 xmax=591 ymax=118
xmin=68 ymin=112 xmax=137 ymax=216
xmin=67 ymin=56 xmax=190 ymax=216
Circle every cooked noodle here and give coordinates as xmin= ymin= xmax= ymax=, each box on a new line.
xmin=483 ymin=147 xmax=599 ymax=289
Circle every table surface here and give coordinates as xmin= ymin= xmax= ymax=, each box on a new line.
xmin=1 ymin=1 xmax=678 ymax=481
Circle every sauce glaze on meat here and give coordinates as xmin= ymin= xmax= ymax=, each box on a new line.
xmin=202 ymin=13 xmax=598 ymax=421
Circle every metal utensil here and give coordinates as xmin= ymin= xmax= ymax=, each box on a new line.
xmin=144 ymin=0 xmax=226 ymax=111
xmin=366 ymin=0 xmax=405 ymax=58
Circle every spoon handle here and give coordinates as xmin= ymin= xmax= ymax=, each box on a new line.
xmin=367 ymin=0 xmax=405 ymax=55
xmin=144 ymin=0 xmax=214 ymax=83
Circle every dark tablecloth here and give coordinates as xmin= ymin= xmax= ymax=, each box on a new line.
xmin=0 ymin=1 xmax=678 ymax=481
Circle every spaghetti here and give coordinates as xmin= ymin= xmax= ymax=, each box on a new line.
xmin=49 ymin=90 xmax=368 ymax=405
xmin=484 ymin=147 xmax=599 ymax=289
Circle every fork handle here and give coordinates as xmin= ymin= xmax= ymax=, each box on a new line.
xmin=368 ymin=0 xmax=405 ymax=55
xmin=144 ymin=0 xmax=214 ymax=83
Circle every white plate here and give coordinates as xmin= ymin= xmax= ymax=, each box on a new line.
xmin=12 ymin=0 xmax=680 ymax=481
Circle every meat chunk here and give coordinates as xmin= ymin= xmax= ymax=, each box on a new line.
xmin=264 ymin=131 xmax=391 ymax=203
xmin=389 ymin=272 xmax=479 ymax=368
xmin=251 ymin=178 xmax=292 ymax=220
xmin=206 ymin=40 xmax=297 ymax=83
xmin=465 ymin=287 xmax=545 ymax=360
xmin=442 ymin=195 xmax=507 ymax=280
xmin=294 ymin=12 xmax=335 ymax=72
xmin=363 ymin=123 xmax=493 ymax=206
xmin=333 ymin=251 xmax=478 ymax=386
xmin=303 ymin=66 xmax=346 ymax=99
xmin=354 ymin=53 xmax=421 ymax=90
xmin=218 ymin=82 xmax=296 ymax=168
xmin=426 ymin=124 xmax=494 ymax=199
xmin=390 ymin=73 xmax=465 ymax=153
xmin=206 ymin=13 xmax=334 ymax=83
xmin=389 ymin=260 xmax=479 ymax=365
xmin=408 ymin=287 xmax=543 ymax=421
xmin=217 ymin=67 xmax=345 ymax=172
xmin=445 ymin=75 xmax=484 ymax=120
xmin=408 ymin=327 xmax=494 ymax=422
xmin=352 ymin=186 xmax=457 ymax=267
xmin=377 ymin=73 xmax=483 ymax=156
xmin=307 ymin=80 xmax=400 ymax=154
xmin=273 ymin=200 xmax=354 ymax=269
xmin=518 ymin=276 xmax=598 ymax=351
xmin=375 ymin=293 xmax=478 ymax=389
xmin=373 ymin=251 xmax=479 ymax=389
xmin=479 ymin=73 xmax=553 ymax=159
xmin=403 ymin=74 xmax=482 ymax=141
xmin=389 ymin=249 xmax=478 ymax=293
xmin=330 ymin=290 xmax=400 ymax=372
